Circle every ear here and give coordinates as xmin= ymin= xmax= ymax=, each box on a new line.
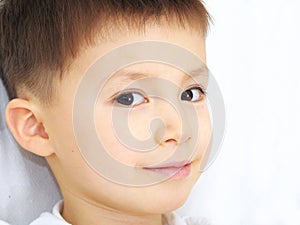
xmin=5 ymin=98 xmax=54 ymax=157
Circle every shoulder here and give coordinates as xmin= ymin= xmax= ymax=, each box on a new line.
xmin=29 ymin=201 xmax=71 ymax=225
xmin=163 ymin=212 xmax=212 ymax=225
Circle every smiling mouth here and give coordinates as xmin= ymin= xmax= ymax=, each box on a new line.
xmin=143 ymin=161 xmax=192 ymax=179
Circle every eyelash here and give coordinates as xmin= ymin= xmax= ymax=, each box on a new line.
xmin=181 ymin=86 xmax=206 ymax=102
xmin=112 ymin=86 xmax=206 ymax=107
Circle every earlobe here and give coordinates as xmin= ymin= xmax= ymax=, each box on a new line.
xmin=5 ymin=98 xmax=54 ymax=157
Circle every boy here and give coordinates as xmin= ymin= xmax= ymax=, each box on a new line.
xmin=0 ymin=0 xmax=213 ymax=224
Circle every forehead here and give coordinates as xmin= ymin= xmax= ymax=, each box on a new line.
xmin=96 ymin=62 xmax=209 ymax=102
xmin=59 ymin=24 xmax=207 ymax=99
xmin=105 ymin=62 xmax=208 ymax=85
xmin=71 ymin=23 xmax=206 ymax=75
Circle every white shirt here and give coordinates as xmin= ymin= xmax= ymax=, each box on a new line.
xmin=29 ymin=201 xmax=211 ymax=225
xmin=0 ymin=222 xmax=10 ymax=225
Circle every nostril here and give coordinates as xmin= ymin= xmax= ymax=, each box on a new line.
xmin=161 ymin=136 xmax=191 ymax=146
xmin=165 ymin=136 xmax=191 ymax=145
xmin=165 ymin=138 xmax=177 ymax=143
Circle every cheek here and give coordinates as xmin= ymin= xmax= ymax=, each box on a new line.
xmin=94 ymin=104 xmax=151 ymax=166
xmin=198 ymin=102 xmax=212 ymax=139
xmin=45 ymin=108 xmax=74 ymax=150
xmin=46 ymin=113 xmax=82 ymax=165
xmin=94 ymin=103 xmax=175 ymax=166
xmin=127 ymin=106 xmax=155 ymax=141
xmin=194 ymin=101 xmax=213 ymax=163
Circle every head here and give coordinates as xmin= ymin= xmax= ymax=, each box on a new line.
xmin=1 ymin=0 xmax=212 ymax=217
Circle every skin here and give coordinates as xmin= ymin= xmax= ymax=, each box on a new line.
xmin=6 ymin=22 xmax=211 ymax=225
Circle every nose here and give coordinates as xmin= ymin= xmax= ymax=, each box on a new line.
xmin=153 ymin=101 xmax=192 ymax=146
xmin=159 ymin=130 xmax=191 ymax=147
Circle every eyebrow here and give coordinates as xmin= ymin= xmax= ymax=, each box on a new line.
xmin=107 ymin=65 xmax=208 ymax=84
xmin=113 ymin=71 xmax=149 ymax=83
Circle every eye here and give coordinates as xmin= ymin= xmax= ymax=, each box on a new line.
xmin=115 ymin=92 xmax=148 ymax=107
xmin=181 ymin=87 xmax=205 ymax=102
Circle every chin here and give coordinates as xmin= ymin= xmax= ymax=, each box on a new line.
xmin=149 ymin=190 xmax=191 ymax=214
xmin=144 ymin=176 xmax=197 ymax=214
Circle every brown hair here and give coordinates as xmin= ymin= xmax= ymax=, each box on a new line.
xmin=0 ymin=0 xmax=211 ymax=103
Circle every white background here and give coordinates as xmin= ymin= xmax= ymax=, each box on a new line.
xmin=177 ymin=0 xmax=300 ymax=225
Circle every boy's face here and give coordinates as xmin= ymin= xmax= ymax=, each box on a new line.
xmin=43 ymin=23 xmax=211 ymax=214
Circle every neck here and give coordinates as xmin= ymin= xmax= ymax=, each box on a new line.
xmin=61 ymin=190 xmax=164 ymax=225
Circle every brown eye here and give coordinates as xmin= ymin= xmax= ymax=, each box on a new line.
xmin=181 ymin=87 xmax=205 ymax=102
xmin=115 ymin=92 xmax=147 ymax=106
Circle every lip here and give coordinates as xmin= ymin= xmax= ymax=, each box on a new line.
xmin=143 ymin=161 xmax=192 ymax=179
xmin=144 ymin=160 xmax=192 ymax=169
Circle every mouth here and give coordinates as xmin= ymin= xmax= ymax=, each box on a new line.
xmin=143 ymin=161 xmax=192 ymax=179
